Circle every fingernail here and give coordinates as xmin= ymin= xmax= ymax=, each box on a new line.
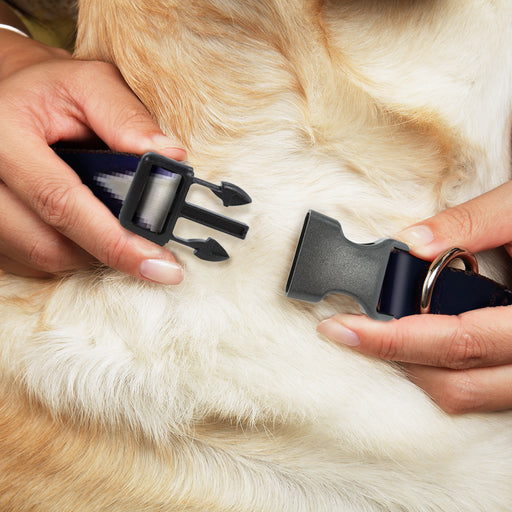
xmin=317 ymin=318 xmax=360 ymax=347
xmin=150 ymin=134 xmax=187 ymax=160
xmin=139 ymin=259 xmax=184 ymax=285
xmin=396 ymin=225 xmax=434 ymax=250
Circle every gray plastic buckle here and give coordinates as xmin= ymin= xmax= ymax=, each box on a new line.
xmin=285 ymin=210 xmax=409 ymax=320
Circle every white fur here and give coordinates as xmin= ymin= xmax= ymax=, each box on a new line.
xmin=1 ymin=1 xmax=512 ymax=510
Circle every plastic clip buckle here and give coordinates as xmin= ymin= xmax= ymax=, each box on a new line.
xmin=119 ymin=152 xmax=251 ymax=261
xmin=285 ymin=210 xmax=409 ymax=320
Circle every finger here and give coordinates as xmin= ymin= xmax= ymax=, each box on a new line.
xmin=0 ymin=254 xmax=53 ymax=278
xmin=395 ymin=180 xmax=512 ymax=259
xmin=0 ymin=183 xmax=93 ymax=272
xmin=0 ymin=141 xmax=184 ymax=284
xmin=404 ymin=363 xmax=512 ymax=414
xmin=58 ymin=61 xmax=187 ymax=161
xmin=317 ymin=306 xmax=512 ymax=369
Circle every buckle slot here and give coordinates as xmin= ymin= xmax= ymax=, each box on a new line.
xmin=286 ymin=210 xmax=409 ymax=320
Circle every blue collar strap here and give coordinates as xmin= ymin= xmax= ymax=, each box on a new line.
xmin=286 ymin=210 xmax=512 ymax=320
xmin=56 ymin=149 xmax=251 ymax=261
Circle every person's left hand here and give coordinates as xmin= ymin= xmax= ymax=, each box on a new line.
xmin=317 ymin=181 xmax=512 ymax=414
xmin=0 ymin=30 xmax=186 ymax=283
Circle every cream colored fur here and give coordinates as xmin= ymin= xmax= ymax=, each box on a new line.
xmin=1 ymin=1 xmax=512 ymax=510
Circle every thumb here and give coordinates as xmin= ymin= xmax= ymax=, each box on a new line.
xmin=396 ymin=181 xmax=512 ymax=259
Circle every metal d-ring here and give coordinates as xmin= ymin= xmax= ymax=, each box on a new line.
xmin=420 ymin=247 xmax=479 ymax=314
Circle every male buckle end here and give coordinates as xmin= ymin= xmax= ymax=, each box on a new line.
xmin=119 ymin=152 xmax=251 ymax=261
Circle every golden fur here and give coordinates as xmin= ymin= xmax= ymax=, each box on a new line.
xmin=1 ymin=0 xmax=512 ymax=510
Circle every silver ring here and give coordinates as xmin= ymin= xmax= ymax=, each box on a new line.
xmin=420 ymin=247 xmax=478 ymax=314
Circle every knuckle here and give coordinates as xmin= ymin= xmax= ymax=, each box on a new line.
xmin=77 ymin=60 xmax=119 ymax=81
xmin=442 ymin=317 xmax=487 ymax=369
xmin=102 ymin=233 xmax=130 ymax=270
xmin=91 ymin=60 xmax=118 ymax=75
xmin=442 ymin=203 xmax=477 ymax=241
xmin=51 ymin=47 xmax=72 ymax=60
xmin=374 ymin=326 xmax=403 ymax=360
xmin=116 ymin=101 xmax=153 ymax=129
xmin=436 ymin=371 xmax=482 ymax=414
xmin=28 ymin=239 xmax=64 ymax=274
xmin=111 ymin=108 xmax=149 ymax=145
xmin=34 ymin=183 xmax=81 ymax=231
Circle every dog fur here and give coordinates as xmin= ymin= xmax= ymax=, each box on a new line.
xmin=1 ymin=0 xmax=512 ymax=510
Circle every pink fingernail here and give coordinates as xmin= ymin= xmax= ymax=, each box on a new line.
xmin=317 ymin=318 xmax=360 ymax=347
xmin=139 ymin=259 xmax=183 ymax=285
xmin=396 ymin=225 xmax=434 ymax=250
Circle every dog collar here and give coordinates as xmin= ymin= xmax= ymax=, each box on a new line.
xmin=286 ymin=210 xmax=512 ymax=320
xmin=56 ymin=149 xmax=251 ymax=261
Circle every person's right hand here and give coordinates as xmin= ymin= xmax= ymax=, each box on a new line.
xmin=0 ymin=29 xmax=186 ymax=284
xmin=318 ymin=180 xmax=512 ymax=414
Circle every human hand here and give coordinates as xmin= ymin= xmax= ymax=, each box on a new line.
xmin=0 ymin=30 xmax=186 ymax=283
xmin=318 ymin=180 xmax=512 ymax=414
